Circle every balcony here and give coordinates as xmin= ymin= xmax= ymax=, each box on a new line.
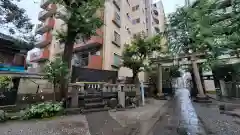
xmin=73 ymin=55 xmax=102 ymax=70
xmin=30 ymin=49 xmax=49 ymax=63
xmin=40 ymin=0 xmax=51 ymax=9
xmin=38 ymin=4 xmax=57 ymax=21
xmin=35 ymin=33 xmax=52 ymax=48
xmin=35 ymin=18 xmax=55 ymax=34
xmin=74 ymin=29 xmax=103 ymax=52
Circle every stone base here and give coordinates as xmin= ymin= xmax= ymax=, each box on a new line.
xmin=155 ymin=93 xmax=167 ymax=100
xmin=193 ymin=94 xmax=212 ymax=103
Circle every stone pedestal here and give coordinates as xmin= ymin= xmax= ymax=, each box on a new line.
xmin=70 ymin=86 xmax=79 ymax=108
xmin=118 ymin=91 xmax=125 ymax=108
xmin=157 ymin=64 xmax=163 ymax=95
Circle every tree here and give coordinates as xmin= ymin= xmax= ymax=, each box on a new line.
xmin=166 ymin=0 xmax=240 ymax=97
xmin=44 ymin=58 xmax=69 ymax=101
xmin=122 ymin=33 xmax=163 ymax=83
xmin=52 ymin=0 xmax=104 ymax=99
xmin=0 ymin=0 xmax=34 ymax=41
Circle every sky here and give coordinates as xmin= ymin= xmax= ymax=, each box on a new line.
xmin=17 ymin=0 xmax=185 ymax=60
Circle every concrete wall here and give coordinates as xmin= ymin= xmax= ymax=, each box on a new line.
xmin=18 ymin=78 xmax=53 ymax=94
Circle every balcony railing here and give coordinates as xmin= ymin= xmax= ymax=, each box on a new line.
xmin=40 ymin=0 xmax=51 ymax=9
xmin=74 ymin=29 xmax=103 ymax=52
xmin=35 ymin=18 xmax=55 ymax=34
xmin=30 ymin=49 xmax=49 ymax=62
xmin=38 ymin=4 xmax=57 ymax=21
xmin=35 ymin=33 xmax=52 ymax=48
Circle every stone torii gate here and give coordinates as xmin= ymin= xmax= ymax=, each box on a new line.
xmin=153 ymin=52 xmax=240 ymax=98
xmin=152 ymin=53 xmax=207 ymax=98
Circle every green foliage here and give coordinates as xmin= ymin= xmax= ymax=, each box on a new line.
xmin=51 ymin=0 xmax=104 ymax=99
xmin=52 ymin=0 xmax=104 ymax=44
xmin=0 ymin=0 xmax=34 ymax=40
xmin=44 ymin=58 xmax=69 ymax=86
xmin=122 ymin=33 xmax=163 ymax=80
xmin=167 ymin=0 xmax=240 ymax=61
xmin=22 ymin=102 xmax=63 ymax=120
xmin=0 ymin=76 xmax=12 ymax=89
xmin=170 ymin=66 xmax=181 ymax=78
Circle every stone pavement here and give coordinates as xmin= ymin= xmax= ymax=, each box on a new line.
xmin=0 ymin=115 xmax=91 ymax=135
xmin=109 ymin=98 xmax=168 ymax=135
xmin=86 ymin=111 xmax=125 ymax=135
xmin=150 ymin=89 xmax=206 ymax=135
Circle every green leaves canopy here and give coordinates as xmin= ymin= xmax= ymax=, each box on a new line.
xmin=167 ymin=0 xmax=240 ymax=59
xmin=0 ymin=0 xmax=34 ymax=39
xmin=43 ymin=58 xmax=69 ymax=86
xmin=122 ymin=33 xmax=163 ymax=76
xmin=52 ymin=0 xmax=104 ymax=42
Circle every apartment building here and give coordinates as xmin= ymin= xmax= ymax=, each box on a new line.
xmin=28 ymin=0 xmax=165 ymax=81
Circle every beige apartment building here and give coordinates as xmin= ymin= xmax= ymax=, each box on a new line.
xmin=28 ymin=0 xmax=165 ymax=82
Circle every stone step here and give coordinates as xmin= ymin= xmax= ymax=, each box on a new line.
xmin=84 ymin=102 xmax=106 ymax=109
xmin=84 ymin=93 xmax=102 ymax=98
xmin=64 ymin=108 xmax=83 ymax=115
xmin=84 ymin=98 xmax=103 ymax=103
xmin=82 ymin=107 xmax=110 ymax=114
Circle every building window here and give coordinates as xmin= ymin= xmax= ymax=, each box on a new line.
xmin=112 ymin=12 xmax=121 ymax=28
xmin=132 ymin=5 xmax=139 ymax=11
xmin=112 ymin=53 xmax=121 ymax=67
xmin=112 ymin=31 xmax=120 ymax=47
xmin=132 ymin=18 xmax=140 ymax=24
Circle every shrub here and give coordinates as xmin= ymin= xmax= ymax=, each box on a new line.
xmin=0 ymin=110 xmax=7 ymax=122
xmin=22 ymin=102 xmax=63 ymax=120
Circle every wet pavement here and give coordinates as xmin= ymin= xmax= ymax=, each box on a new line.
xmin=151 ymin=88 xmax=206 ymax=135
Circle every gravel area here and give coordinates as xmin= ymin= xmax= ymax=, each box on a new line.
xmin=193 ymin=101 xmax=240 ymax=135
xmin=0 ymin=115 xmax=90 ymax=135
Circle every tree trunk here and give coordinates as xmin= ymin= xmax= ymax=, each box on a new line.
xmin=60 ymin=30 xmax=76 ymax=102
xmin=53 ymin=84 xmax=56 ymax=102
xmin=132 ymin=71 xmax=138 ymax=84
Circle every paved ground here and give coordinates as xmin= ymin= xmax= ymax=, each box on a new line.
xmin=193 ymin=101 xmax=240 ymax=135
xmin=0 ymin=115 xmax=91 ymax=135
xmin=109 ymin=99 xmax=167 ymax=127
xmin=86 ymin=111 xmax=125 ymax=135
xmin=150 ymin=89 xmax=206 ymax=135
xmin=109 ymin=99 xmax=168 ymax=135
